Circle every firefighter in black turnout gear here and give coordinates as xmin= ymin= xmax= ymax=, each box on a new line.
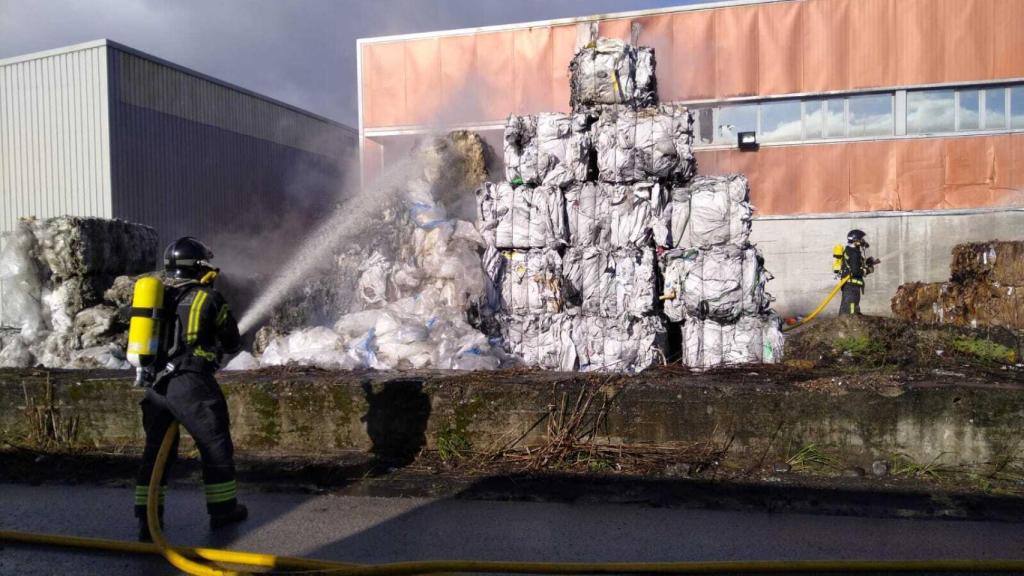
xmin=133 ymin=237 xmax=247 ymax=542
xmin=837 ymin=229 xmax=879 ymax=315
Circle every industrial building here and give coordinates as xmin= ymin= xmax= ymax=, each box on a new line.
xmin=357 ymin=0 xmax=1024 ymax=316
xmin=0 ymin=39 xmax=357 ymax=249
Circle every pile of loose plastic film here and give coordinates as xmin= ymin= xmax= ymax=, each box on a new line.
xmin=237 ymin=134 xmax=508 ymax=372
xmin=2 ymin=428 xmax=1022 ymax=575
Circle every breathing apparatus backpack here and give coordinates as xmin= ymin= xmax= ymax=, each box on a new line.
xmin=832 ymin=244 xmax=845 ymax=276
xmin=127 ymin=276 xmax=204 ymax=387
xmin=127 ymin=276 xmax=167 ymax=386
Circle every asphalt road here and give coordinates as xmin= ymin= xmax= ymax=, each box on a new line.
xmin=1 ymin=482 xmax=1022 ymax=575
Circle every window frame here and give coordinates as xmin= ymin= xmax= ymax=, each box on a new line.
xmin=685 ymin=80 xmax=1024 ymax=150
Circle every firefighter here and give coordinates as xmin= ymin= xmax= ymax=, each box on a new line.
xmin=837 ymin=229 xmax=879 ymax=315
xmin=133 ymin=237 xmax=247 ymax=541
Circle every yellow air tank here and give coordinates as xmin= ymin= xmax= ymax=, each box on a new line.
xmin=832 ymin=244 xmax=845 ymax=275
xmin=127 ymin=276 xmax=165 ymax=384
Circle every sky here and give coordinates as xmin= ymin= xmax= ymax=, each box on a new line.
xmin=0 ymin=0 xmax=694 ymax=127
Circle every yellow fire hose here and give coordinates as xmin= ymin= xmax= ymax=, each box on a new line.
xmin=3 ymin=418 xmax=1024 ymax=574
xmin=782 ymin=275 xmax=850 ymax=333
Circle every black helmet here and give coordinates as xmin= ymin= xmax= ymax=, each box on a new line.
xmin=847 ymin=229 xmax=867 ymax=244
xmin=163 ymin=237 xmax=215 ymax=279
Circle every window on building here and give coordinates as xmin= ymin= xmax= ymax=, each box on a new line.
xmin=802 ymin=100 xmax=824 ymax=140
xmin=825 ymin=98 xmax=846 ymax=138
xmin=907 ymin=89 xmax=954 ymax=134
xmin=958 ymin=89 xmax=980 ymax=131
xmin=760 ymin=100 xmax=802 ymax=142
xmin=849 ymin=93 xmax=892 ymax=137
xmin=716 ymin=104 xmax=757 ymax=145
xmin=985 ymin=87 xmax=1007 ymax=130
xmin=694 ymin=107 xmax=714 ymax=145
xmin=1012 ymin=86 xmax=1024 ymax=129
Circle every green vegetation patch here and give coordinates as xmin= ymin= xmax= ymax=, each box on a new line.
xmin=950 ymin=337 xmax=1017 ymax=365
xmin=435 ymin=427 xmax=472 ymax=463
xmin=833 ymin=334 xmax=885 ymax=358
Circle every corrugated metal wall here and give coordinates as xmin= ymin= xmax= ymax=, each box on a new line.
xmin=0 ymin=45 xmax=112 ymax=234
xmin=107 ymin=49 xmax=355 ymax=249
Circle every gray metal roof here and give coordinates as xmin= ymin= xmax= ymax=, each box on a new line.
xmin=0 ymin=39 xmax=356 ymax=134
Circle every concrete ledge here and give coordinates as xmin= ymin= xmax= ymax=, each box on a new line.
xmin=3 ymin=367 xmax=1023 ymax=476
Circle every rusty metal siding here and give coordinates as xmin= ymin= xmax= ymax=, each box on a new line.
xmin=0 ymin=44 xmax=112 ymax=233
xmin=106 ymin=48 xmax=355 ymax=247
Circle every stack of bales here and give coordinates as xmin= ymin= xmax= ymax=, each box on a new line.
xmin=477 ymin=38 xmax=781 ymax=372
xmin=659 ymin=176 xmax=782 ymax=369
xmin=0 ymin=216 xmax=158 ymax=368
xmin=892 ymin=240 xmax=1024 ymax=330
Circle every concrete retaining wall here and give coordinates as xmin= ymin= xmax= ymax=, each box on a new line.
xmin=2 ymin=369 xmax=1022 ymax=472
xmin=751 ymin=208 xmax=1024 ymax=318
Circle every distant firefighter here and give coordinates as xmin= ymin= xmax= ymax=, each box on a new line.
xmin=834 ymin=229 xmax=879 ymax=316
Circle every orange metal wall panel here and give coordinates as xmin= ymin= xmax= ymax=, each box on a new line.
xmin=363 ymin=0 xmax=1024 ymax=130
xmin=896 ymin=0 xmax=943 ymax=86
xmin=635 ymin=15 xmax=676 ymax=99
xmin=941 ymin=137 xmax=1005 ymax=208
xmin=848 ymin=142 xmax=898 ymax=212
xmin=363 ymin=42 xmax=408 ymax=128
xmin=715 ymin=5 xmax=759 ymax=97
xmin=475 ymin=31 xmax=515 ymax=122
xmin=896 ymin=141 xmax=940 ymax=212
xmin=847 ymin=0 xmax=897 ymax=89
xmin=404 ymin=39 xmax=443 ymax=124
xmin=512 ymin=27 xmax=554 ymax=114
xmin=439 ymin=34 xmax=479 ymax=125
xmin=943 ymin=0 xmax=994 ymax=83
xmin=698 ymin=136 xmax=1024 ymax=216
xmin=550 ymin=24 xmax=577 ymax=114
xmin=598 ymin=18 xmax=633 ymax=41
xmin=798 ymin=144 xmax=852 ymax=213
xmin=757 ymin=1 xmax=803 ymax=95
xmin=992 ymin=0 xmax=1024 ymax=79
xmin=670 ymin=10 xmax=717 ymax=101
xmin=801 ymin=0 xmax=850 ymax=92
xmin=1011 ymin=134 xmax=1024 ymax=195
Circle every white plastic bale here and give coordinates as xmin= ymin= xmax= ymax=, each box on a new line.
xmin=504 ymin=113 xmax=592 ymax=187
xmin=569 ymin=38 xmax=657 ymax=110
xmin=607 ymin=182 xmax=669 ymax=248
xmin=492 ymin=250 xmax=565 ymax=316
xmin=498 ymin=313 xmax=576 ymax=371
xmin=481 ymin=245 xmax=505 ymax=316
xmin=670 ymin=175 xmax=753 ymax=249
xmin=571 ymin=315 xmax=665 ymax=373
xmin=563 ymin=247 xmax=656 ymax=318
xmin=565 ymin=182 xmax=670 ymax=248
xmin=565 ymin=182 xmax=609 ymax=247
xmin=594 ymin=104 xmax=695 ymax=184
xmin=477 ymin=182 xmax=567 ymax=250
xmin=661 ymin=245 xmax=773 ymax=323
xmin=29 ymin=216 xmax=158 ymax=280
xmin=681 ymin=315 xmax=784 ymax=369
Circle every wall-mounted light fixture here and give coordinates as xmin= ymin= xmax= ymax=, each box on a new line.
xmin=737 ymin=131 xmax=758 ymax=151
